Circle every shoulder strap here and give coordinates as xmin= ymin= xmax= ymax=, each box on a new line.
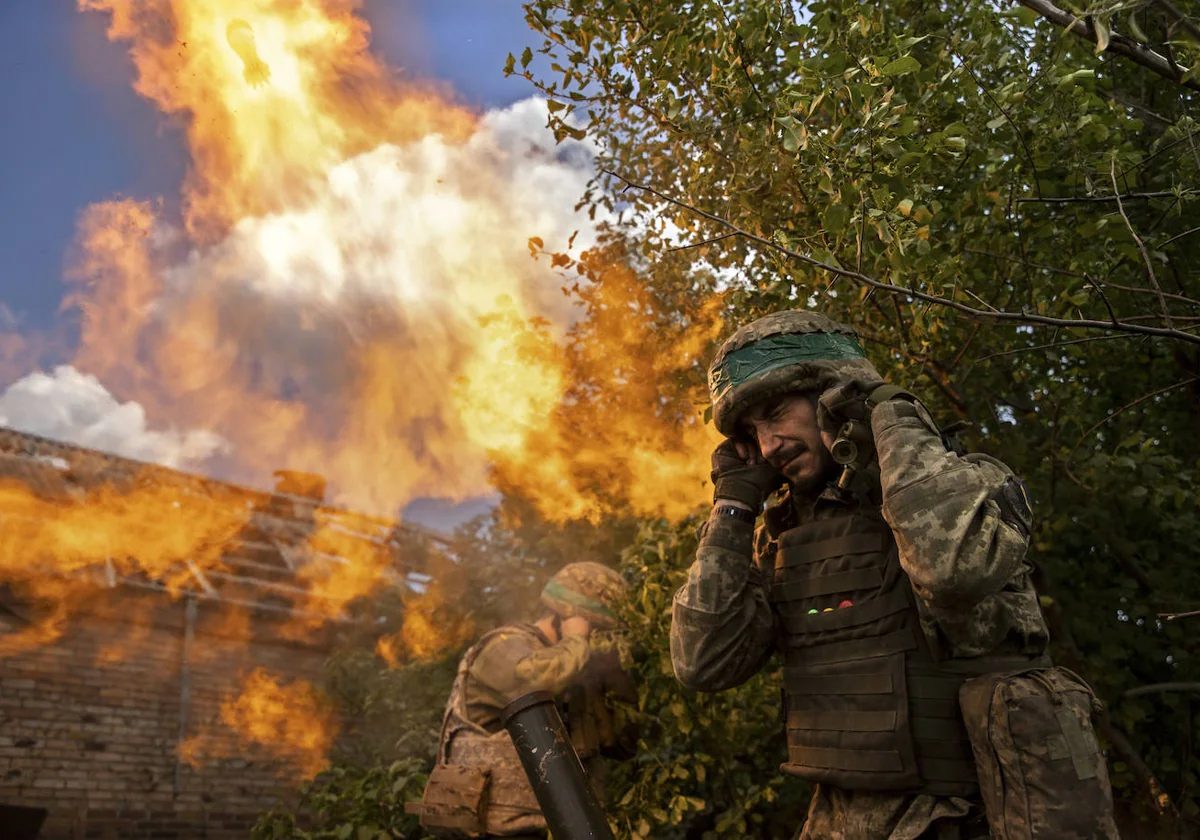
xmin=866 ymin=384 xmax=916 ymax=405
xmin=437 ymin=625 xmax=535 ymax=763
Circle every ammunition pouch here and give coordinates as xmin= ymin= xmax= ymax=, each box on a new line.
xmin=414 ymin=730 xmax=546 ymax=838
xmin=959 ymin=666 xmax=1119 ymax=839
xmin=414 ymin=765 xmax=490 ymax=838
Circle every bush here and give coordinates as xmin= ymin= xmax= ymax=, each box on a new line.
xmin=251 ymin=759 xmax=429 ymax=840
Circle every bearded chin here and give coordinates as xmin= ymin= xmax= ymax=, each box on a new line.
xmin=787 ymin=451 xmax=839 ymax=494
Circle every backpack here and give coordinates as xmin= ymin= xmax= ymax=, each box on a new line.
xmin=958 ymin=665 xmax=1120 ymax=839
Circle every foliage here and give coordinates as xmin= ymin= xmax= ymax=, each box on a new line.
xmin=607 ymin=516 xmax=811 ymax=839
xmin=259 ymin=2 xmax=1200 ymax=836
xmin=250 ymin=759 xmax=429 ymax=840
xmin=509 ymin=0 xmax=1200 ymax=835
xmin=323 ymin=648 xmax=461 ymax=768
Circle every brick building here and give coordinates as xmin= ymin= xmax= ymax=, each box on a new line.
xmin=0 ymin=429 xmax=422 ymax=839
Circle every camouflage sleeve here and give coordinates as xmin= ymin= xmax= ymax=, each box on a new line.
xmin=872 ymin=398 xmax=1031 ymax=612
xmin=470 ymin=631 xmax=591 ymax=707
xmin=513 ymin=634 xmax=592 ymax=695
xmin=669 ymin=511 xmax=776 ymax=692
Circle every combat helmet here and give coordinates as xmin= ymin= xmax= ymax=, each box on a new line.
xmin=707 ymin=310 xmax=883 ymax=436
xmin=540 ymin=562 xmax=628 ymax=630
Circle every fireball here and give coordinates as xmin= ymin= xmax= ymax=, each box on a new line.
xmin=225 ymin=19 xmax=271 ymax=88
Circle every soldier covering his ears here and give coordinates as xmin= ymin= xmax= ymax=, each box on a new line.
xmin=671 ymin=310 xmax=1119 ymax=839
xmin=415 ymin=562 xmax=634 ymax=838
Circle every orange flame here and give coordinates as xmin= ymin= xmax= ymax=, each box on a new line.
xmin=78 ymin=0 xmax=474 ymax=237
xmin=0 ymin=0 xmax=726 ymax=775
xmin=179 ymin=667 xmax=336 ymax=780
xmin=377 ymin=582 xmax=476 ymax=668
xmin=0 ymin=475 xmax=249 ymax=657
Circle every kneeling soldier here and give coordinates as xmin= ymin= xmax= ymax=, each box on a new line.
xmin=416 ymin=562 xmax=632 ymax=838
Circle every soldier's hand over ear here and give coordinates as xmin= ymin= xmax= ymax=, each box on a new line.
xmin=562 ymin=616 xmax=591 ymax=638
xmin=816 ymin=379 xmax=886 ymax=434
xmin=711 ymin=438 xmax=784 ymax=510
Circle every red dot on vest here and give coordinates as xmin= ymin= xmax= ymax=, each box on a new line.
xmin=838 ymin=600 xmax=854 ymax=609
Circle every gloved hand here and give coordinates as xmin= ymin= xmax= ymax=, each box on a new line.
xmin=710 ymin=438 xmax=784 ymax=510
xmin=816 ymin=379 xmax=893 ymax=434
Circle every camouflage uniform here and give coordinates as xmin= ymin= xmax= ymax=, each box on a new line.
xmin=671 ymin=311 xmax=1051 ymax=840
xmin=419 ymin=562 xmax=632 ymax=838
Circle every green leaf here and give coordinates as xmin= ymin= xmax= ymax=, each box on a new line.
xmin=1057 ymin=69 xmax=1095 ymax=89
xmin=1127 ymin=11 xmax=1150 ymax=43
xmin=1094 ymin=17 xmax=1111 ymax=54
xmin=520 ymin=46 xmax=533 ymax=69
xmin=881 ymin=55 xmax=921 ymax=77
xmin=1001 ymin=6 xmax=1039 ymax=26
xmin=823 ymin=203 xmax=851 ymax=233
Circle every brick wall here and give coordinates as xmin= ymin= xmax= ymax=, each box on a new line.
xmin=0 ymin=591 xmax=331 ymax=839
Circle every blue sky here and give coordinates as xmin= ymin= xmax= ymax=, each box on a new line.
xmin=0 ymin=1 xmax=537 ymax=337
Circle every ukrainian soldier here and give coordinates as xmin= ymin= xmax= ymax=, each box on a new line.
xmin=415 ymin=561 xmax=633 ymax=838
xmin=671 ymin=310 xmax=1118 ymax=839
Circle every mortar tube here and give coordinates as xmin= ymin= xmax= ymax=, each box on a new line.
xmin=500 ymin=691 xmax=616 ymax=840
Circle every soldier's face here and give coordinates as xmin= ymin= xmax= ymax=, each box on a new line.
xmin=739 ymin=393 xmax=838 ymax=492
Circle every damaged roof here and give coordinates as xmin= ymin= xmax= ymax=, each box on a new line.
xmin=0 ymin=426 xmax=440 ymax=623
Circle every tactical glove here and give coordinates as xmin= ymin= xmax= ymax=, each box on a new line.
xmin=816 ymin=379 xmax=912 ymax=434
xmin=710 ymin=439 xmax=784 ymax=510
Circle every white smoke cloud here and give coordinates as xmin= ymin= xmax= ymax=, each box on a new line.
xmin=42 ymin=97 xmax=606 ymax=510
xmin=173 ymin=96 xmax=600 ymax=322
xmin=0 ymin=366 xmax=228 ymax=469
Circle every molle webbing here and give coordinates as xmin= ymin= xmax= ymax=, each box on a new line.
xmin=770 ymin=512 xmax=1019 ymax=797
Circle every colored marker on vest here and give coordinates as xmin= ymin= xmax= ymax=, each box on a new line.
xmin=838 ymin=600 xmax=854 ymax=609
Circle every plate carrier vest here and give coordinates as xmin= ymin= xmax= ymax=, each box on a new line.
xmin=767 ymin=507 xmax=1045 ymax=796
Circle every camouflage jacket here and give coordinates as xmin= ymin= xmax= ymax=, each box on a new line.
xmin=670 ymin=396 xmax=1049 ymax=839
xmin=458 ymin=624 xmax=592 ymax=733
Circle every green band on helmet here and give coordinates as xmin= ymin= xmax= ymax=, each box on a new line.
xmin=542 ymin=580 xmax=618 ymax=621
xmin=709 ymin=332 xmax=867 ymax=404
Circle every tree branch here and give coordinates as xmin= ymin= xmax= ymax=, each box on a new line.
xmin=604 ymin=169 xmax=1200 ymax=347
xmin=955 ymin=52 xmax=1043 ymax=198
xmin=1086 ymin=274 xmax=1121 ymax=325
xmin=1095 ymin=713 xmax=1176 ymax=815
xmin=1099 ymin=277 xmax=1200 ymax=308
xmin=972 ymin=332 xmax=1138 ymax=363
xmin=1161 ymin=224 xmax=1200 ymax=249
xmin=1124 ymin=682 xmax=1200 ymax=699
xmin=1017 ymin=0 xmax=1200 ymax=92
xmin=1111 ymin=157 xmax=1176 ymax=330
xmin=1069 ymin=376 xmax=1199 ymax=456
xmin=964 ymin=247 xmax=1086 ymax=279
xmin=666 ymin=232 xmax=738 ymax=253
xmin=1015 ymin=189 xmax=1197 ymax=204
xmin=1155 ymin=0 xmax=1200 ymax=50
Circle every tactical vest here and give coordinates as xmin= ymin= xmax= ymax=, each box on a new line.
xmin=418 ymin=626 xmax=619 ymax=837
xmin=422 ymin=627 xmax=546 ymax=837
xmin=767 ymin=508 xmax=1044 ymax=797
